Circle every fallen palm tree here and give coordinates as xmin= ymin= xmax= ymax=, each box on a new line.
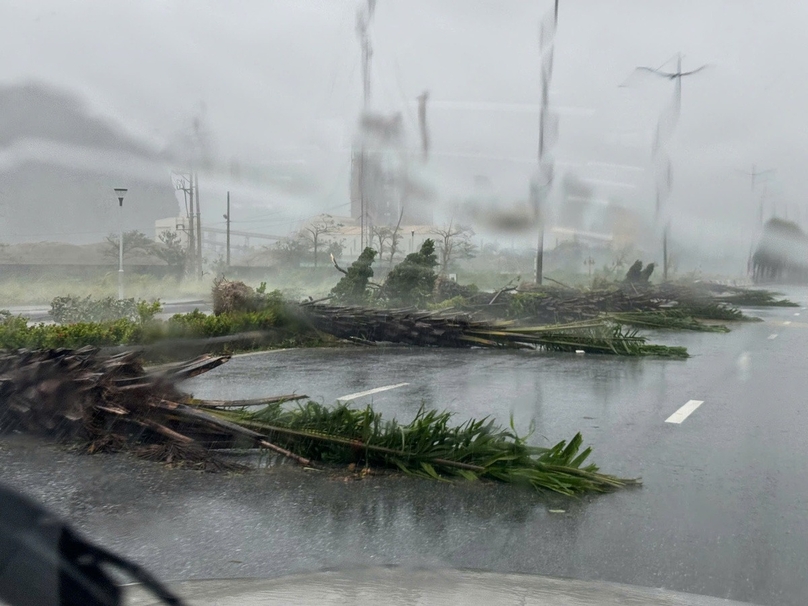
xmin=0 ymin=348 xmax=637 ymax=495
xmin=299 ymin=303 xmax=688 ymax=357
xmin=499 ymin=281 xmax=786 ymax=326
xmin=504 ymin=287 xmax=665 ymax=324
xmin=711 ymin=289 xmax=798 ymax=307
xmin=201 ymin=401 xmax=639 ymax=495
xmin=604 ymin=310 xmax=729 ymax=333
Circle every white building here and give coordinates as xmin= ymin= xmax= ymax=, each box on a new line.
xmin=155 ymin=217 xmax=189 ymax=246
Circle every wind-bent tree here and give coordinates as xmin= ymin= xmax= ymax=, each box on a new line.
xmin=381 ymin=239 xmax=439 ymax=306
xmin=331 ymin=247 xmax=377 ymax=304
xmin=152 ymin=231 xmax=188 ymax=278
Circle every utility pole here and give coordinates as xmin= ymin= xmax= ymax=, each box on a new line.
xmin=186 ymin=175 xmax=196 ymax=278
xmin=224 ymin=191 xmax=231 ymax=268
xmin=173 ymin=173 xmax=195 ymax=278
xmin=737 ymin=164 xmax=775 ymax=225
xmin=356 ymin=0 xmax=375 ymax=251
xmin=194 ymin=172 xmax=202 ymax=278
xmin=359 ymin=155 xmax=366 ymax=251
xmin=417 ymin=91 xmax=430 ymax=161
xmin=633 ymin=53 xmax=707 ymax=281
xmin=534 ymin=0 xmax=559 ymax=285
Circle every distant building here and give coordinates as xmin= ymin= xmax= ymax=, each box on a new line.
xmin=155 ymin=217 xmax=189 ymax=246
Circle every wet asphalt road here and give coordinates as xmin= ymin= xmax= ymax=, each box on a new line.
xmin=4 ymin=289 xmax=808 ymax=605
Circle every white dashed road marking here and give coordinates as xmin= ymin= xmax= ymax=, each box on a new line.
xmin=665 ymin=400 xmax=704 ymax=424
xmin=337 ymin=383 xmax=410 ymax=401
xmin=768 ymin=334 xmax=779 ymax=340
xmin=784 ymin=321 xmax=792 ymax=326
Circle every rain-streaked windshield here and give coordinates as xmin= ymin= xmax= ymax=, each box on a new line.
xmin=0 ymin=2 xmax=805 ymax=606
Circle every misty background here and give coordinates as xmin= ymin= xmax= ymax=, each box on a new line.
xmin=1 ymin=0 xmax=806 ymax=273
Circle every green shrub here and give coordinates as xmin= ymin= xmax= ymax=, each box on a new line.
xmin=166 ymin=308 xmax=280 ymax=338
xmin=0 ymin=311 xmax=34 ymax=349
xmin=137 ymin=299 xmax=163 ymax=323
xmin=0 ymin=304 xmax=287 ymax=351
xmin=50 ymin=295 xmax=162 ymax=324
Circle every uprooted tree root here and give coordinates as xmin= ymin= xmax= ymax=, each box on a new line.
xmin=0 ymin=347 xmax=292 ymax=472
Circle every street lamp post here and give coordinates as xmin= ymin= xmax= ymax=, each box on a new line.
xmin=114 ymin=188 xmax=128 ymax=299
xmin=223 ymin=191 xmax=231 ymax=268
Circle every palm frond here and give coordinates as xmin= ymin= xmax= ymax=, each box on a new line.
xmin=211 ymin=402 xmax=639 ymax=495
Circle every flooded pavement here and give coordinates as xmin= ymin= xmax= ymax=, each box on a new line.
xmin=3 ymin=296 xmax=808 ymax=605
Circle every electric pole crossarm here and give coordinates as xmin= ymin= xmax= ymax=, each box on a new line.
xmin=635 ymin=65 xmax=709 ymax=79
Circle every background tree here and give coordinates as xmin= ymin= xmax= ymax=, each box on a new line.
xmin=104 ymin=231 xmax=154 ymax=261
xmin=330 ymin=247 xmax=377 ymax=304
xmin=151 ymin=230 xmax=188 ymax=279
xmin=371 ymin=221 xmax=404 ymax=270
xmin=208 ymin=254 xmax=228 ymax=278
xmin=272 ymin=236 xmax=312 ymax=268
xmin=387 ymin=225 xmax=403 ymax=268
xmin=431 ymin=224 xmax=477 ymax=274
xmin=371 ymin=225 xmax=394 ymax=259
xmin=300 ymin=214 xmax=342 ymax=268
xmin=381 ymin=239 xmax=438 ymax=307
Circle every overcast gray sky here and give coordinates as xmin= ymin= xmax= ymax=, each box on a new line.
xmin=2 ymin=0 xmax=807 ymax=254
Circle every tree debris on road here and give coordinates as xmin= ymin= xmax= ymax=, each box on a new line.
xmin=0 ymin=347 xmax=638 ymax=495
xmin=300 ymin=303 xmax=688 ymax=357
